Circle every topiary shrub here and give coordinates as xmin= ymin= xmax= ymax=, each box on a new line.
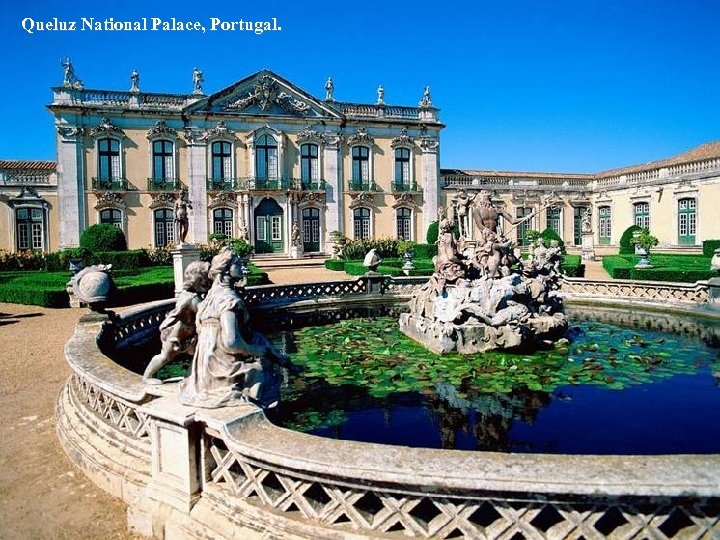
xmin=619 ymin=225 xmax=643 ymax=255
xmin=703 ymin=239 xmax=720 ymax=257
xmin=80 ymin=224 xmax=127 ymax=252
xmin=539 ymin=228 xmax=566 ymax=253
xmin=426 ymin=221 xmax=439 ymax=245
xmin=413 ymin=243 xmax=437 ymax=259
xmin=324 ymin=259 xmax=346 ymax=271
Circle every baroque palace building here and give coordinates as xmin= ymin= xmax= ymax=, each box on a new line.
xmin=1 ymin=63 xmax=719 ymax=256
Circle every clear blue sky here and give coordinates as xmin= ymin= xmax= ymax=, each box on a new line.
xmin=1 ymin=0 xmax=718 ymax=173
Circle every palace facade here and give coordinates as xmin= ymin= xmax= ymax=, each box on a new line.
xmin=1 ymin=64 xmax=719 ymax=256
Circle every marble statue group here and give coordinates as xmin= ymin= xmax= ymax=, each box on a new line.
xmin=147 ymin=247 xmax=290 ymax=409
xmin=400 ymin=190 xmax=568 ymax=354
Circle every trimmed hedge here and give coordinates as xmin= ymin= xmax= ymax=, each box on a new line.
xmin=426 ymin=221 xmax=439 ymax=245
xmin=562 ymin=254 xmax=585 ymax=277
xmin=619 ymin=225 xmax=643 ymax=255
xmin=703 ymin=239 xmax=720 ymax=257
xmin=602 ymin=254 xmax=714 ymax=282
xmin=413 ymin=243 xmax=437 ymax=259
xmin=324 ymin=259 xmax=346 ymax=271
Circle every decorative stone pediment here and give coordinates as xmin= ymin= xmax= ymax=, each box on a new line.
xmin=299 ymin=192 xmax=326 ymax=207
xmin=392 ymin=192 xmax=420 ymax=209
xmin=94 ymin=191 xmax=126 ymax=211
xmin=391 ymin=128 xmax=414 ymax=149
xmin=208 ymin=191 xmax=237 ymax=209
xmin=188 ymin=70 xmax=341 ymax=120
xmin=146 ymin=120 xmax=177 ymax=140
xmin=149 ymin=192 xmax=177 ymax=209
xmin=349 ymin=191 xmax=376 ymax=209
xmin=347 ymin=128 xmax=374 ymax=146
xmin=206 ymin=121 xmax=235 ymax=140
xmin=6 ymin=187 xmax=47 ymax=209
xmin=90 ymin=117 xmax=124 ymax=139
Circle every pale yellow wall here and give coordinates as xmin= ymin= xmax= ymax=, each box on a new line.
xmin=0 ymin=203 xmax=12 ymax=251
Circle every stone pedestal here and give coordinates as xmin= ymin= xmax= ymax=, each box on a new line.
xmin=172 ymin=244 xmax=201 ymax=296
xmin=581 ymin=232 xmax=595 ymax=261
xmin=708 ymin=277 xmax=720 ymax=310
xmin=290 ymin=245 xmax=303 ymax=259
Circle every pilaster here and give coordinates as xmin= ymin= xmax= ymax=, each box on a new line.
xmin=185 ymin=133 xmax=208 ymax=243
xmin=56 ymin=126 xmax=86 ymax=247
xmin=420 ymin=136 xmax=441 ymax=236
xmin=323 ymin=134 xmax=342 ymax=251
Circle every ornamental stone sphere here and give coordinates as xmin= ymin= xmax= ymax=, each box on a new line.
xmin=71 ymin=264 xmax=115 ymax=307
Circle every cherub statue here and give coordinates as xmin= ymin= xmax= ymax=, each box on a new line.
xmin=143 ymin=261 xmax=212 ymax=384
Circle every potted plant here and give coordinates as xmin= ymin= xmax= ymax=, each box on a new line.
xmin=631 ymin=228 xmax=659 ymax=268
xmin=64 ymin=247 xmax=91 ymax=274
xmin=398 ymin=240 xmax=416 ymax=275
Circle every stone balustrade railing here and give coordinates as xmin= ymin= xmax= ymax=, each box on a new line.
xmin=595 ymin=158 xmax=720 ymax=189
xmin=57 ymin=276 xmax=720 ymax=539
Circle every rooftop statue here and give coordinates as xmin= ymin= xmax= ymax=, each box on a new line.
xmin=192 ymin=67 xmax=204 ymax=95
xmin=179 ymin=247 xmax=290 ymax=408
xmin=324 ymin=76 xmax=334 ymax=101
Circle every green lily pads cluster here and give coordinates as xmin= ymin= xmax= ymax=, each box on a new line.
xmin=286 ymin=318 xmax=720 ymax=400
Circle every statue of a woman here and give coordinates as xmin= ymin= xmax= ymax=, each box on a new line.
xmin=179 ymin=248 xmax=284 ymax=408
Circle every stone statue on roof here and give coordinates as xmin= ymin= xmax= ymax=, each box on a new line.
xmin=130 ymin=69 xmax=140 ymax=93
xmin=324 ymin=77 xmax=334 ymax=101
xmin=192 ymin=67 xmax=204 ymax=95
xmin=377 ymin=85 xmax=385 ymax=105
xmin=61 ymin=58 xmax=83 ymax=89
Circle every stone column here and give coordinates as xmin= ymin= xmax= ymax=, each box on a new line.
xmin=420 ymin=137 xmax=441 ymax=237
xmin=56 ymin=126 xmax=86 ymax=247
xmin=323 ymin=134 xmax=342 ymax=255
xmin=186 ymin=134 xmax=208 ymax=244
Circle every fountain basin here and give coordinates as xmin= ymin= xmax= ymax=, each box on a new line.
xmin=57 ymin=276 xmax=720 ymax=539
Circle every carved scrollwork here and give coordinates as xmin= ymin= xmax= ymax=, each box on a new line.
xmin=227 ymin=75 xmax=311 ymax=116
xmin=299 ymin=192 xmax=326 ymax=207
xmin=57 ymin=126 xmax=85 ymax=142
xmin=419 ymin=136 xmax=439 ymax=152
xmin=347 ymin=128 xmax=374 ymax=146
xmin=349 ymin=191 xmax=376 ymax=209
xmin=296 ymin=125 xmax=325 ymax=145
xmin=90 ymin=116 xmax=124 ymax=139
xmin=392 ymin=192 xmax=419 ymax=209
xmin=391 ymin=127 xmax=414 ymax=149
xmin=146 ymin=119 xmax=177 ymax=140
xmin=94 ymin=191 xmax=126 ymax=211
xmin=208 ymin=191 xmax=238 ymax=209
xmin=149 ymin=192 xmax=177 ymax=209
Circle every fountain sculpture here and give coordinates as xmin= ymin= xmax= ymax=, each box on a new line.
xmin=400 ymin=191 xmax=567 ymax=353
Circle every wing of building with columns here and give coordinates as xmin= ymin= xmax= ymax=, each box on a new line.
xmin=1 ymin=64 xmax=719 ymax=256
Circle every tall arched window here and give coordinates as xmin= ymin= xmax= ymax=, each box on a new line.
xmin=598 ymin=206 xmax=612 ymax=245
xmin=353 ymin=207 xmax=371 ymax=240
xmin=300 ymin=143 xmax=319 ymax=185
xmin=16 ymin=207 xmax=44 ymax=251
xmin=546 ymin=206 xmax=561 ymax=237
xmin=516 ymin=207 xmax=534 ymax=246
xmin=98 ymin=138 xmax=121 ymax=182
xmin=256 ymin=134 xmax=278 ymax=180
xmin=100 ymin=208 xmax=123 ymax=229
xmin=351 ymin=146 xmax=370 ymax=188
xmin=678 ymin=198 xmax=696 ymax=245
xmin=211 ymin=141 xmax=232 ymax=182
xmin=154 ymin=208 xmax=175 ymax=247
xmin=396 ymin=207 xmax=412 ymax=240
xmin=394 ymin=148 xmax=411 ymax=190
xmin=633 ymin=202 xmax=650 ymax=229
xmin=152 ymin=140 xmax=174 ymax=182
xmin=213 ymin=208 xmax=234 ymax=237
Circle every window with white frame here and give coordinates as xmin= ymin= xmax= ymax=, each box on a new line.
xmin=300 ymin=144 xmax=319 ymax=184
xmin=546 ymin=206 xmax=561 ymax=237
xmin=353 ymin=207 xmax=371 ymax=239
xmin=16 ymin=207 xmax=44 ymax=251
xmin=633 ymin=201 xmax=650 ymax=229
xmin=213 ymin=208 xmax=234 ymax=237
xmin=152 ymin=140 xmax=174 ymax=181
xmin=154 ymin=208 xmax=175 ymax=247
xmin=394 ymin=148 xmax=411 ymax=189
xmin=351 ymin=146 xmax=370 ymax=187
xmin=678 ymin=198 xmax=696 ymax=245
xmin=396 ymin=208 xmax=412 ymax=240
xmin=211 ymin=141 xmax=232 ymax=181
xmin=100 ymin=208 xmax=123 ymax=229
xmin=256 ymin=134 xmax=278 ymax=180
xmin=98 ymin=138 xmax=121 ymax=180
xmin=598 ymin=206 xmax=612 ymax=245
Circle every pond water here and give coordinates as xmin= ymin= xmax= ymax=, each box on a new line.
xmin=262 ymin=311 xmax=720 ymax=455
